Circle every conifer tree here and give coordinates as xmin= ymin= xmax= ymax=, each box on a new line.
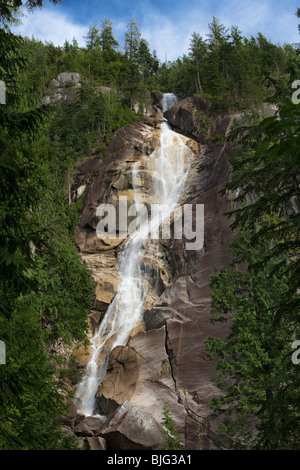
xmin=84 ymin=25 xmax=101 ymax=49
xmin=125 ymin=18 xmax=141 ymax=108
xmin=100 ymin=18 xmax=119 ymax=53
xmin=206 ymin=100 xmax=300 ymax=450
xmin=189 ymin=32 xmax=207 ymax=93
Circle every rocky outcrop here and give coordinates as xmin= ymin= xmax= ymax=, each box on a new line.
xmin=95 ymin=345 xmax=139 ymax=416
xmin=98 ymin=401 xmax=163 ymax=450
xmin=163 ymin=96 xmax=233 ymax=144
xmin=52 ymin=72 xmax=81 ymax=88
xmin=60 ymin=398 xmax=164 ymax=450
xmin=71 ymin=119 xmax=183 ymax=373
xmin=58 ymin=399 xmax=107 ymax=449
xmin=70 ymin=97 xmax=235 ymax=450
xmin=44 ymin=72 xmax=82 ymax=103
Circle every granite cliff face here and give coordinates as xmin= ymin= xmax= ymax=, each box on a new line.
xmin=69 ymin=96 xmax=235 ymax=450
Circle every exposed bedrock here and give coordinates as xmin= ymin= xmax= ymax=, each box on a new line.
xmin=71 ymin=97 xmax=235 ymax=450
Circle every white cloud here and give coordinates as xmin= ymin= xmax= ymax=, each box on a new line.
xmin=10 ymin=0 xmax=299 ymax=62
xmin=140 ymin=11 xmax=211 ymax=62
xmin=147 ymin=0 xmax=299 ymax=61
xmin=218 ymin=0 xmax=299 ymax=44
xmin=142 ymin=16 xmax=189 ymax=61
xmin=12 ymin=8 xmax=88 ymax=46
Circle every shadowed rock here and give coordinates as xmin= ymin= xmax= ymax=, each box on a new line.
xmin=96 ymin=346 xmax=139 ymax=416
xmin=99 ymin=401 xmax=163 ymax=450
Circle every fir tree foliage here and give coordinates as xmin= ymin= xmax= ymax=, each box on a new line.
xmin=205 ymin=100 xmax=300 ymax=449
xmin=0 ymin=0 xmax=93 ymax=450
xmin=160 ymin=404 xmax=182 ymax=450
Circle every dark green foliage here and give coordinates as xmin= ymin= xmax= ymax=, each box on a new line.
xmin=100 ymin=19 xmax=120 ymax=53
xmin=206 ymin=100 xmax=300 ymax=449
xmin=0 ymin=2 xmax=93 ymax=449
xmin=16 ymin=17 xmax=160 ymax=108
xmin=31 ymin=145 xmax=94 ymax=342
xmin=160 ymin=404 xmax=182 ymax=450
xmin=226 ymin=102 xmax=300 ymax=316
xmin=206 ymin=233 xmax=299 ymax=449
xmin=47 ymin=79 xmax=137 ymax=163
xmin=159 ymin=18 xmax=296 ymax=112
xmin=10 ymin=13 xmax=298 ymax=113
xmin=0 ymin=294 xmax=80 ymax=450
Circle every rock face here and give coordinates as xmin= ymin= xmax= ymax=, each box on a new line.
xmin=58 ymin=399 xmax=107 ymax=450
xmin=95 ymin=345 xmax=139 ymax=416
xmin=45 ymin=72 xmax=82 ymax=103
xmin=52 ymin=72 xmax=81 ymax=88
xmin=71 ymin=96 xmax=236 ymax=450
xmin=164 ymin=96 xmax=212 ymax=142
xmin=99 ymin=401 xmax=163 ymax=450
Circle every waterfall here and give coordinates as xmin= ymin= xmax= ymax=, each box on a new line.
xmin=161 ymin=92 xmax=178 ymax=113
xmin=75 ymin=93 xmax=192 ymax=417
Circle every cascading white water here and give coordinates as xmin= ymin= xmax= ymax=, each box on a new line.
xmin=161 ymin=92 xmax=178 ymax=113
xmin=75 ymin=93 xmax=192 ymax=417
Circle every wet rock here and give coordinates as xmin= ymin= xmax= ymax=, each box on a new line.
xmin=73 ymin=103 xmax=235 ymax=450
xmin=87 ymin=310 xmax=104 ymax=335
xmin=96 ymin=346 xmax=139 ymax=416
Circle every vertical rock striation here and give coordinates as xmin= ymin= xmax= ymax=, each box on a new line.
xmin=72 ymin=97 xmax=235 ymax=450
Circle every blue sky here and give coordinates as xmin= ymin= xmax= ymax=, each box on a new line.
xmin=12 ymin=0 xmax=300 ymax=61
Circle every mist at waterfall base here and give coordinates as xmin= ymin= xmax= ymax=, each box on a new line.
xmin=75 ymin=93 xmax=193 ymax=417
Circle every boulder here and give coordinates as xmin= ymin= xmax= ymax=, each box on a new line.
xmin=83 ymin=416 xmax=106 ymax=434
xmin=99 ymin=401 xmax=162 ymax=450
xmin=93 ymin=275 xmax=120 ymax=311
xmin=75 ymin=410 xmax=86 ymax=426
xmin=95 ymin=345 xmax=139 ymax=416
xmin=52 ymin=72 xmax=81 ymax=87
xmin=100 ymin=86 xmax=111 ymax=95
xmin=72 ymin=344 xmax=92 ymax=368
xmin=74 ymin=421 xmax=94 ymax=437
xmin=85 ymin=436 xmax=107 ymax=450
xmin=61 ymin=426 xmax=76 ymax=438
xmin=72 ymin=414 xmax=105 ymax=438
xmin=163 ymin=96 xmax=211 ymax=141
xmin=47 ymin=72 xmax=81 ymax=103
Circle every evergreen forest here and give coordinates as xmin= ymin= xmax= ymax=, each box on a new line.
xmin=0 ymin=0 xmax=299 ymax=450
